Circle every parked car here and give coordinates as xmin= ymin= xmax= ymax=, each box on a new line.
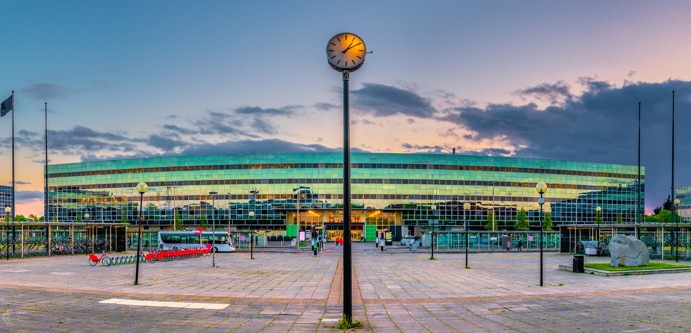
xmin=400 ymin=235 xmax=415 ymax=246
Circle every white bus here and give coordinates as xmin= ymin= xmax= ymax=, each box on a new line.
xmin=158 ymin=231 xmax=236 ymax=252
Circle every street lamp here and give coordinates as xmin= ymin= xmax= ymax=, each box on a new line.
xmin=134 ymin=181 xmax=148 ymax=285
xmin=430 ymin=205 xmax=437 ymax=260
xmin=535 ymin=182 xmax=547 ymax=287
xmin=463 ymin=202 xmax=471 ymax=268
xmin=84 ymin=213 xmax=90 ymax=251
xmin=674 ymin=198 xmax=680 ymax=262
xmin=210 ymin=191 xmax=218 ymax=267
xmin=249 ymin=211 xmax=255 ymax=259
xmin=5 ymin=207 xmax=10 ymax=260
xmin=595 ymin=206 xmax=602 ymax=252
xmin=491 ymin=182 xmax=495 ymax=232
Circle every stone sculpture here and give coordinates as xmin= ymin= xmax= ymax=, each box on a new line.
xmin=608 ymin=234 xmax=649 ymax=267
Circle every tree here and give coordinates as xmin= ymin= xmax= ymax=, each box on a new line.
xmin=616 ymin=213 xmax=624 ymax=224
xmin=645 ymin=209 xmax=681 ymax=223
xmin=514 ymin=209 xmax=530 ymax=230
xmin=542 ymin=212 xmax=553 ymax=230
xmin=200 ymin=213 xmax=208 ymax=229
xmin=654 ymin=195 xmax=672 ymax=215
xmin=594 ymin=210 xmax=603 ymax=225
xmin=484 ymin=211 xmax=496 ymax=231
xmin=174 ymin=211 xmax=183 ymax=230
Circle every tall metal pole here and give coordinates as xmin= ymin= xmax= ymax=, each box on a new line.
xmin=492 ymin=182 xmax=495 ymax=232
xmin=636 ymin=102 xmax=641 ymax=239
xmin=45 ymin=102 xmax=49 ymax=223
xmin=342 ymin=69 xmax=353 ymax=321
xmin=535 ymin=182 xmax=547 ymax=287
xmin=296 ymin=181 xmax=300 ymax=251
xmin=430 ymin=204 xmax=435 ymax=260
xmin=210 ymin=191 xmax=217 ymax=267
xmin=464 ymin=202 xmax=469 ymax=268
xmin=672 ymin=91 xmax=677 ymax=262
xmin=539 ymin=193 xmax=544 ymax=287
xmin=5 ymin=207 xmax=9 ymax=260
xmin=135 ymin=182 xmax=147 ymax=285
xmin=10 ymin=91 xmax=15 ymax=255
xmin=135 ymin=192 xmax=143 ymax=285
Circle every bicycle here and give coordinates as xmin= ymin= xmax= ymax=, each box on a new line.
xmin=88 ymin=251 xmax=111 ymax=266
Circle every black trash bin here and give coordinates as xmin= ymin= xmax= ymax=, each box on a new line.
xmin=573 ymin=255 xmax=584 ymax=273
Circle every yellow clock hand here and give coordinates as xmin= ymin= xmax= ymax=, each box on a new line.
xmin=342 ymin=42 xmax=362 ymax=53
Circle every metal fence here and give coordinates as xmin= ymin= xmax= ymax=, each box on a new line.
xmin=0 ymin=222 xmax=125 ymax=258
xmin=424 ymin=231 xmax=560 ymax=252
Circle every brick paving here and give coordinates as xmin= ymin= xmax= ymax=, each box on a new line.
xmin=0 ymin=242 xmax=690 ymax=332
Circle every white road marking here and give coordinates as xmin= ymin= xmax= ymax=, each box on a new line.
xmin=100 ymin=298 xmax=228 ymax=310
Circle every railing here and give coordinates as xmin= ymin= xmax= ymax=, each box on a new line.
xmin=423 ymin=231 xmax=561 ymax=252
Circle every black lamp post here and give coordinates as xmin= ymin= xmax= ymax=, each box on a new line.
xmin=210 ymin=191 xmax=217 ymax=267
xmin=5 ymin=206 xmax=10 ymax=260
xmin=463 ymin=202 xmax=471 ymax=268
xmin=674 ymin=199 xmax=680 ymax=262
xmin=670 ymin=90 xmax=677 ymax=262
xmin=430 ymin=204 xmax=437 ymax=260
xmin=535 ymin=182 xmax=547 ymax=287
xmin=595 ymin=206 xmax=602 ymax=253
xmin=249 ymin=211 xmax=255 ymax=259
xmin=134 ymin=181 xmax=147 ymax=285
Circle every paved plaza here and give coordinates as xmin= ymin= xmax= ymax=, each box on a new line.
xmin=1 ymin=243 xmax=690 ymax=332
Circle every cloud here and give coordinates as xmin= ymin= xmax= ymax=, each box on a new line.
xmin=313 ymin=102 xmax=337 ymax=111
xmin=442 ymin=79 xmax=691 ymax=210
xmin=235 ymin=105 xmax=299 ymax=117
xmin=352 ymin=83 xmax=437 ymax=118
xmin=46 ymin=126 xmax=134 ymax=153
xmin=148 ymin=134 xmax=185 ymax=152
xmin=162 ymin=124 xmax=198 ymax=135
xmin=400 ymin=143 xmax=448 ymax=154
xmin=513 ymin=81 xmax=573 ymax=105
xmin=20 ymin=83 xmax=71 ymax=100
xmin=16 ymin=191 xmax=43 ymax=201
xmin=176 ymin=139 xmax=350 ymax=156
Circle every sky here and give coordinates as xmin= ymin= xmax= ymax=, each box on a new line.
xmin=2 ymin=0 xmax=691 ymax=217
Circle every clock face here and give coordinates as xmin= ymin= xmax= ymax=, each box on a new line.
xmin=326 ymin=32 xmax=366 ymax=71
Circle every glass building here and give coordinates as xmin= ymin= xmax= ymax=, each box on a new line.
xmin=677 ymin=187 xmax=690 ymax=222
xmin=0 ymin=185 xmax=11 ymax=218
xmin=46 ymin=153 xmax=644 ymax=241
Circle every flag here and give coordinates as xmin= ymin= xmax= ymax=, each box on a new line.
xmin=0 ymin=95 xmax=12 ymax=117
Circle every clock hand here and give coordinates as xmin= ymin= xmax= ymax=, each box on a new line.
xmin=341 ymin=39 xmax=355 ymax=53
xmin=342 ymin=42 xmax=362 ymax=53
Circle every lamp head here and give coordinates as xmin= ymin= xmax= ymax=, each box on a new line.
xmin=596 ymin=206 xmax=601 ymax=212
xmin=4 ymin=207 xmax=9 ymax=213
xmin=431 ymin=205 xmax=437 ymax=211
xmin=535 ymin=182 xmax=548 ymax=194
xmin=84 ymin=213 xmax=89 ymax=219
xmin=463 ymin=203 xmax=471 ymax=210
xmin=674 ymin=199 xmax=680 ymax=206
xmin=136 ymin=182 xmax=148 ymax=194
xmin=249 ymin=211 xmax=255 ymax=218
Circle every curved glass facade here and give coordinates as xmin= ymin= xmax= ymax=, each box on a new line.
xmin=677 ymin=187 xmax=690 ymax=221
xmin=46 ymin=153 xmax=644 ymax=239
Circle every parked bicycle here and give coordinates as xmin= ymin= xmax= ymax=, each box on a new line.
xmin=88 ymin=251 xmax=111 ymax=266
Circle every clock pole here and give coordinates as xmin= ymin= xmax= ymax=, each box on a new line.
xmin=342 ymin=69 xmax=353 ymax=322
xmin=326 ymin=32 xmax=366 ymax=324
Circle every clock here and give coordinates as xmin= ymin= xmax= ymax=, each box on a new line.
xmin=326 ymin=32 xmax=366 ymax=71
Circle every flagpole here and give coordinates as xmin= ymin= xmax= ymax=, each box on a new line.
xmin=45 ymin=102 xmax=48 ymax=222
xmin=10 ymin=91 xmax=15 ymax=257
xmin=11 ymin=91 xmax=15 ymax=222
